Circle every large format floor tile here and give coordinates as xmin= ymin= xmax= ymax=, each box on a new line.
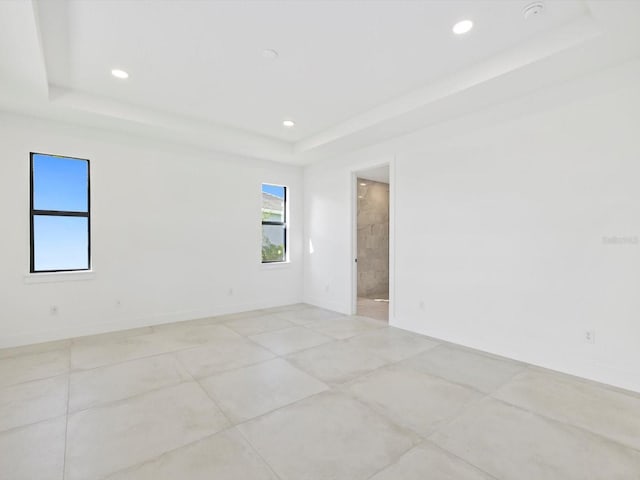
xmin=65 ymin=381 xmax=229 ymax=480
xmin=305 ymin=315 xmax=385 ymax=339
xmin=3 ymin=303 xmax=640 ymax=480
xmin=0 ymin=375 xmax=68 ymax=431
xmin=72 ymin=326 xmax=154 ymax=346
xmin=0 ymin=417 xmax=66 ymax=480
xmin=70 ymin=332 xmax=183 ymax=370
xmin=249 ymin=326 xmax=332 ymax=355
xmin=0 ymin=348 xmax=69 ymax=388
xmin=214 ymin=310 xmax=270 ymax=322
xmin=493 ymin=367 xmax=640 ymax=451
xmin=0 ymin=339 xmax=71 ymax=360
xmin=176 ymin=337 xmax=275 ymax=378
xmin=69 ymin=354 xmax=191 ymax=412
xmin=403 ymin=343 xmax=525 ymax=393
xmin=152 ymin=323 xmax=242 ymax=347
xmin=261 ymin=303 xmax=310 ymax=314
xmin=70 ymin=325 xmax=242 ymax=370
xmin=431 ymin=397 xmax=640 ymax=480
xmin=239 ymin=391 xmax=419 ymax=480
xmin=200 ymin=358 xmax=329 ymax=423
xmin=370 ymin=441 xmax=493 ymax=480
xmin=275 ymin=307 xmax=344 ymax=325
xmin=106 ymin=429 xmax=277 ymax=480
xmin=287 ymin=340 xmax=390 ymax=384
xmin=346 ymin=327 xmax=439 ymax=362
xmin=224 ymin=313 xmax=295 ymax=336
xmin=348 ymin=365 xmax=482 ymax=437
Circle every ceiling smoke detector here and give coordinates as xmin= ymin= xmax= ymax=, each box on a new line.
xmin=523 ymin=2 xmax=545 ymax=20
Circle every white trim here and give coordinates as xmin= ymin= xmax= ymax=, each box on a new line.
xmin=260 ymin=261 xmax=292 ymax=269
xmin=389 ymin=157 xmax=396 ymax=324
xmin=350 ymin=159 xmax=395 ymax=320
xmin=0 ymin=297 xmax=302 ymax=350
xmin=24 ymin=270 xmax=96 ymax=284
xmin=303 ymin=297 xmax=349 ymax=315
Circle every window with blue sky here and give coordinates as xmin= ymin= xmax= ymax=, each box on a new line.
xmin=30 ymin=153 xmax=90 ymax=272
xmin=261 ymin=183 xmax=286 ymax=263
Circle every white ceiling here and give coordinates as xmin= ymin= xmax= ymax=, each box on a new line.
xmin=1 ymin=0 xmax=639 ymax=164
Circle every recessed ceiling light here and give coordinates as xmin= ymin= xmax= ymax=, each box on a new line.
xmin=262 ymin=49 xmax=279 ymax=60
xmin=360 ymin=182 xmax=367 ymax=186
xmin=111 ymin=69 xmax=129 ymax=79
xmin=452 ymin=19 xmax=473 ymax=35
xmin=283 ymin=119 xmax=295 ymax=128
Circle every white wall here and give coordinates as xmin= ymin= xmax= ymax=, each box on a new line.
xmin=0 ymin=113 xmax=303 ymax=348
xmin=304 ymin=65 xmax=640 ymax=393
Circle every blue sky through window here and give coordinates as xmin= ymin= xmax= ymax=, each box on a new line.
xmin=33 ymin=154 xmax=88 ymax=212
xmin=32 ymin=154 xmax=89 ymax=271
xmin=262 ymin=183 xmax=284 ymax=198
xmin=33 ymin=216 xmax=89 ymax=271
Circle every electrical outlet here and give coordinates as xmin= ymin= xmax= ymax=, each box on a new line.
xmin=115 ymin=299 xmax=122 ymax=308
xmin=585 ymin=330 xmax=595 ymax=344
xmin=50 ymin=305 xmax=58 ymax=315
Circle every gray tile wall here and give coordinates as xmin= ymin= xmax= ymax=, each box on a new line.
xmin=357 ymin=179 xmax=389 ymax=298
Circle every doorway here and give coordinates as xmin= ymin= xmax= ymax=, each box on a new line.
xmin=353 ymin=164 xmax=391 ymax=323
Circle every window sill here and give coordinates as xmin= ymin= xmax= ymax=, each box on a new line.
xmin=261 ymin=261 xmax=292 ymax=270
xmin=24 ymin=270 xmax=96 ymax=284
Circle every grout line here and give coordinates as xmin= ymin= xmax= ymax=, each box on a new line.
xmin=67 ymin=378 xmax=192 ymax=416
xmin=0 ymin=412 xmax=68 ymax=437
xmin=485 ymin=381 xmax=640 ymax=455
xmin=5 ymin=306 xmax=640 ymax=478
xmin=172 ymin=355 xmax=288 ymax=477
xmin=422 ymin=362 xmax=640 ymax=456
xmin=0 ymin=367 xmax=71 ymax=390
xmin=174 ymin=355 xmax=235 ymax=428
xmin=361 ymin=438 xmax=501 ymax=480
xmin=232 ymin=388 xmax=331 ymax=431
xmin=422 ymin=440 xmax=501 ymax=480
xmin=99 ymin=424 xmax=240 ymax=480
xmin=235 ymin=425 xmax=284 ymax=480
xmin=421 ymin=363 xmax=530 ymax=441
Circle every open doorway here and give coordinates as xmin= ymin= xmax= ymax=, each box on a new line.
xmin=353 ymin=164 xmax=390 ymax=323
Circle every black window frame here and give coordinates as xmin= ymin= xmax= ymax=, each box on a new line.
xmin=261 ymin=184 xmax=287 ymax=264
xmin=29 ymin=152 xmax=91 ymax=273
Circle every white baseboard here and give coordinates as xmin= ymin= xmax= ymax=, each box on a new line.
xmin=0 ymin=297 xmax=302 ymax=350
xmin=302 ymin=296 xmax=349 ymax=315
xmin=392 ymin=318 xmax=640 ymax=395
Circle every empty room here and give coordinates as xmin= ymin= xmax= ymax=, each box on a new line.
xmin=1 ymin=1 xmax=640 ymax=479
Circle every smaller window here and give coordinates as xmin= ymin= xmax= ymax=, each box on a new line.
xmin=30 ymin=153 xmax=90 ymax=273
xmin=261 ymin=184 xmax=287 ymax=263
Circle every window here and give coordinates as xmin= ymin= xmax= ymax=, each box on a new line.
xmin=30 ymin=153 xmax=90 ymax=273
xmin=261 ymin=183 xmax=287 ymax=263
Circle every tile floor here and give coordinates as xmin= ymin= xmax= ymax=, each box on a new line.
xmin=1 ymin=304 xmax=640 ymax=479
xmin=357 ymin=297 xmax=389 ymax=322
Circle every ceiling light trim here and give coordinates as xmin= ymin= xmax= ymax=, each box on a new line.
xmin=452 ymin=19 xmax=473 ymax=35
xmin=111 ymin=69 xmax=129 ymax=79
xmin=294 ymin=14 xmax=601 ymax=155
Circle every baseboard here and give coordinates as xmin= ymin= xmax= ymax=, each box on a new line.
xmin=391 ymin=319 xmax=640 ymax=395
xmin=302 ymin=296 xmax=349 ymax=315
xmin=0 ymin=297 xmax=303 ymax=350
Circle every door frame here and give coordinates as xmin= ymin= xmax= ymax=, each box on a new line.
xmin=350 ymin=158 xmax=396 ymax=323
